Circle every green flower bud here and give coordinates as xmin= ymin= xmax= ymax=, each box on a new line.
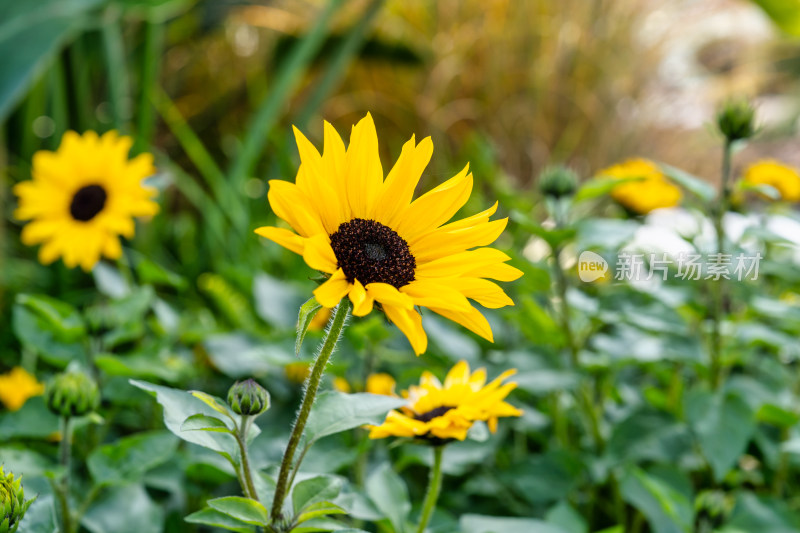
xmin=538 ymin=165 xmax=578 ymax=199
xmin=44 ymin=371 xmax=99 ymax=418
xmin=227 ymin=379 xmax=270 ymax=416
xmin=716 ymin=99 xmax=756 ymax=142
xmin=1 ymin=467 xmax=35 ymax=533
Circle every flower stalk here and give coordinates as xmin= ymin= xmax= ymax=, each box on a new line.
xmin=709 ymin=138 xmax=732 ymax=389
xmin=270 ymin=299 xmax=351 ymax=523
xmin=416 ymin=445 xmax=444 ymax=533
xmin=56 ymin=416 xmax=74 ymax=533
xmin=236 ymin=416 xmax=258 ymax=501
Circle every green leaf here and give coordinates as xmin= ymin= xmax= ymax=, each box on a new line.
xmin=685 ymin=389 xmax=755 ymax=481
xmin=203 ymin=333 xmax=295 ymax=378
xmin=460 ymin=514 xmax=569 ymax=533
xmin=208 ymin=496 xmax=269 ymax=526
xmin=620 ymin=466 xmax=693 ymax=533
xmin=721 ymin=492 xmax=800 ymax=532
xmin=129 ymin=380 xmax=239 ymax=456
xmin=545 ymin=501 xmax=588 ymax=533
xmin=184 ymin=507 xmax=252 ymax=533
xmin=253 ymin=273 xmax=305 ymax=329
xmin=88 ymin=431 xmax=178 ymax=485
xmin=366 ymin=463 xmax=410 ymax=533
xmin=0 ymin=0 xmax=106 ymax=121
xmin=81 ymin=484 xmax=164 ymax=533
xmin=181 ymin=413 xmax=233 ymax=433
xmin=296 ymin=297 xmax=323 ymax=356
xmin=658 ymin=163 xmax=716 ymax=202
xmin=190 ymin=390 xmax=235 ymax=418
xmin=304 ymin=392 xmax=407 ymax=443
xmin=574 ymin=177 xmax=631 ymax=202
xmin=292 ymin=475 xmax=344 ymax=514
xmin=295 ymin=501 xmax=347 ymax=525
xmin=756 ymin=404 xmax=799 ymax=428
xmin=12 ymin=293 xmax=87 ymax=366
xmin=15 ymin=495 xmax=58 ymax=533
xmin=751 ymin=0 xmax=800 ymax=36
xmin=0 ymin=397 xmax=60 ymax=439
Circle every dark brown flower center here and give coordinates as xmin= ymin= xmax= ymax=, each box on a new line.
xmin=329 ymin=218 xmax=416 ymax=288
xmin=70 ymin=184 xmax=107 ymax=222
xmin=415 ymin=406 xmax=454 ymax=422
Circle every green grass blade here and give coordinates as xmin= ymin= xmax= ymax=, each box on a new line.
xmin=101 ymin=6 xmax=130 ymax=132
xmin=135 ymin=20 xmax=164 ymax=153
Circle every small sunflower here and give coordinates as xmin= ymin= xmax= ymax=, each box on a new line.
xmin=0 ymin=367 xmax=44 ymax=411
xmin=603 ymin=158 xmax=682 ymax=214
xmin=368 ymin=360 xmax=521 ymax=442
xmin=255 ymin=114 xmax=522 ymax=355
xmin=742 ymin=160 xmax=800 ymax=202
xmin=366 ymin=373 xmax=396 ymax=396
xmin=14 ymin=130 xmax=159 ymax=271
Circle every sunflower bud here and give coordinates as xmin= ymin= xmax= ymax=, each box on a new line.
xmin=538 ymin=165 xmax=578 ymax=199
xmin=716 ymin=99 xmax=756 ymax=142
xmin=1 ymin=467 xmax=35 ymax=533
xmin=227 ymin=379 xmax=270 ymax=416
xmin=44 ymin=371 xmax=99 ymax=418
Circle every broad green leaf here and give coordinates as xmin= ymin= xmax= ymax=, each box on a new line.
xmin=94 ymin=352 xmax=185 ymax=383
xmin=506 ymin=451 xmax=584 ymax=504
xmin=574 ymin=177 xmax=634 ymax=202
xmin=296 ymin=296 xmax=323 ymax=356
xmin=292 ymin=475 xmax=344 ymax=513
xmin=190 ymin=391 xmax=234 ymax=418
xmin=81 ymin=483 xmax=164 ymax=533
xmin=545 ymin=501 xmax=588 ymax=533
xmin=720 ymin=492 xmax=800 ymax=532
xmin=460 ymin=514 xmax=569 ymax=533
xmin=253 ymin=273 xmax=305 ymax=329
xmin=295 ymin=501 xmax=347 ymax=525
xmin=0 ymin=397 xmax=60 ymax=439
xmin=685 ymin=389 xmax=755 ymax=481
xmin=366 ymin=463 xmax=410 ymax=533
xmin=0 ymin=0 xmax=106 ymax=121
xmin=129 ymin=380 xmax=238 ymax=456
xmin=203 ymin=333 xmax=295 ymax=378
xmin=85 ymin=286 xmax=154 ymax=329
xmin=659 ymin=163 xmax=716 ymax=202
xmin=606 ymin=409 xmax=691 ymax=465
xmin=88 ymin=431 xmax=178 ymax=485
xmin=184 ymin=507 xmax=252 ymax=533
xmin=305 ymin=392 xmax=407 ymax=443
xmin=92 ymin=262 xmax=131 ymax=298
xmin=16 ymin=495 xmax=58 ymax=533
xmin=208 ymin=496 xmax=269 ymax=526
xmin=620 ymin=466 xmax=693 ymax=533
xmin=181 ymin=413 xmax=233 ymax=433
xmin=12 ymin=293 xmax=87 ymax=366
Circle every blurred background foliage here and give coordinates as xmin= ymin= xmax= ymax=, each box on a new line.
xmin=3 ymin=0 xmax=800 ymax=532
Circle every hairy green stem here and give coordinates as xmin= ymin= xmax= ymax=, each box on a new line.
xmin=710 ymin=139 xmax=732 ymax=389
xmin=57 ymin=417 xmax=74 ymax=533
xmin=270 ymin=299 xmax=351 ymax=522
xmin=236 ymin=416 xmax=259 ymax=501
xmin=417 ymin=446 xmax=444 ymax=533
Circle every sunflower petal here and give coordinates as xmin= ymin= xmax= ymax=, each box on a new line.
xmin=429 ymin=305 xmax=493 ymax=342
xmin=383 ymin=304 xmax=427 ymax=355
xmin=349 ymin=279 xmax=374 ymax=316
xmin=254 ymin=226 xmax=305 ymax=255
xmin=303 ymin=234 xmax=338 ymax=273
xmin=345 ymin=113 xmax=383 ymax=218
xmin=313 ymin=269 xmax=351 ymax=308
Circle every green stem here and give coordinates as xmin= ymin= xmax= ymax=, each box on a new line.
xmin=101 ymin=6 xmax=130 ymax=132
xmin=270 ymin=299 xmax=351 ymax=522
xmin=416 ymin=446 xmax=444 ymax=533
xmin=57 ymin=417 xmax=74 ymax=533
xmin=553 ymin=246 xmax=578 ymax=367
xmin=709 ymin=139 xmax=732 ymax=389
xmin=236 ymin=416 xmax=259 ymax=501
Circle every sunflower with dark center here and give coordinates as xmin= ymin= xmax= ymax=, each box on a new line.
xmin=367 ymin=360 xmax=522 ymax=441
xmin=14 ymin=130 xmax=159 ymax=271
xmin=255 ymin=114 xmax=522 ymax=354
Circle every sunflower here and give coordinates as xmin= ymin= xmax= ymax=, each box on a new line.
xmin=367 ymin=360 xmax=520 ymax=442
xmin=0 ymin=367 xmax=44 ymax=411
xmin=366 ymin=373 xmax=396 ymax=396
xmin=742 ymin=160 xmax=800 ymax=202
xmin=13 ymin=130 xmax=159 ymax=271
xmin=255 ymin=114 xmax=521 ymax=355
xmin=603 ymin=158 xmax=682 ymax=214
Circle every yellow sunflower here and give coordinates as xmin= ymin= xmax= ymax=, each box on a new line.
xmin=603 ymin=158 xmax=682 ymax=214
xmin=368 ymin=360 xmax=521 ymax=441
xmin=742 ymin=160 xmax=800 ymax=202
xmin=0 ymin=367 xmax=44 ymax=411
xmin=255 ymin=114 xmax=522 ymax=355
xmin=14 ymin=130 xmax=159 ymax=271
xmin=366 ymin=373 xmax=396 ymax=396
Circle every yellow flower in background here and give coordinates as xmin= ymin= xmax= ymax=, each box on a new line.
xmin=742 ymin=160 xmax=800 ymax=202
xmin=603 ymin=158 xmax=682 ymax=214
xmin=0 ymin=367 xmax=44 ymax=411
xmin=255 ymin=114 xmax=522 ymax=355
xmin=368 ymin=360 xmax=522 ymax=441
xmin=285 ymin=362 xmax=310 ymax=384
xmin=366 ymin=373 xmax=396 ymax=396
xmin=332 ymin=377 xmax=351 ymax=393
xmin=14 ymin=131 xmax=159 ymax=271
xmin=308 ymin=307 xmax=332 ymax=331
